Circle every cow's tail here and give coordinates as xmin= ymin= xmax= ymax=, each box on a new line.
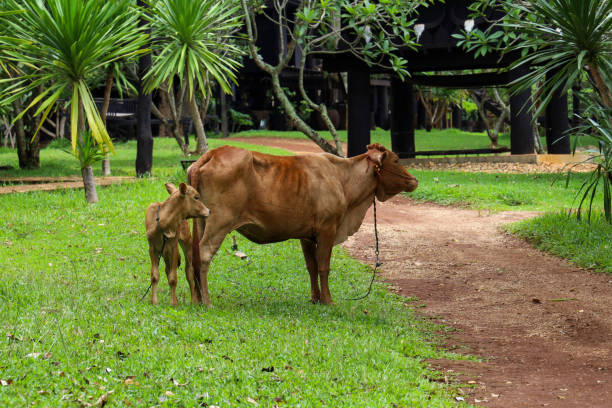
xmin=187 ymin=152 xmax=213 ymax=303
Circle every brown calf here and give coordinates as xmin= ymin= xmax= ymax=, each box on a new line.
xmin=145 ymin=182 xmax=209 ymax=306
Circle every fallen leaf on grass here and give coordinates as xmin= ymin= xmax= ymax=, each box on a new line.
xmin=26 ymin=352 xmax=42 ymax=359
xmin=1 ymin=379 xmax=13 ymax=386
xmin=85 ymin=390 xmax=114 ymax=407
xmin=247 ymin=397 xmax=258 ymax=405
xmin=171 ymin=378 xmax=188 ymax=386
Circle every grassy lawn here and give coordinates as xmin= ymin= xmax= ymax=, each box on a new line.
xmin=0 ymin=140 xmax=467 ymax=407
xmin=506 ymin=213 xmax=612 ymax=274
xmin=408 ymin=170 xmax=603 ymax=212
xmin=229 ymin=128 xmax=597 ymax=153
xmin=0 ymin=138 xmax=292 ymax=179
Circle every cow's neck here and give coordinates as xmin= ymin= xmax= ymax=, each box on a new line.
xmin=333 ymin=154 xmax=379 ymax=245
xmin=343 ymin=154 xmax=378 ymax=205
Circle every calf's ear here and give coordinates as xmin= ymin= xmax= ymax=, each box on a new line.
xmin=165 ymin=183 xmax=177 ymax=195
xmin=179 ymin=182 xmax=187 ymax=196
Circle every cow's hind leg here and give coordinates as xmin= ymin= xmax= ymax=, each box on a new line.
xmin=315 ymin=233 xmax=335 ymax=305
xmin=198 ymin=219 xmax=233 ymax=306
xmin=300 ymin=239 xmax=321 ymax=303
xmin=149 ymin=246 xmax=161 ymax=305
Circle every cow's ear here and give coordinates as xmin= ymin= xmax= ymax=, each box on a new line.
xmin=179 ymin=182 xmax=187 ymax=196
xmin=165 ymin=183 xmax=177 ymax=195
xmin=367 ymin=148 xmax=387 ymax=165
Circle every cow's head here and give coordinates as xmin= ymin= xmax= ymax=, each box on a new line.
xmin=165 ymin=182 xmax=210 ymax=219
xmin=366 ymin=143 xmax=418 ymax=201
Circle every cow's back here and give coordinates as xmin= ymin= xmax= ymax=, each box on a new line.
xmin=191 ymin=146 xmax=347 ymax=243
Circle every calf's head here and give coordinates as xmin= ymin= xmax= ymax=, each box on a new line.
xmin=366 ymin=143 xmax=418 ymax=201
xmin=165 ymin=182 xmax=210 ymax=219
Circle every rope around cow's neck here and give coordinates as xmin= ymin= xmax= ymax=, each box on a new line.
xmin=341 ymin=197 xmax=381 ymax=301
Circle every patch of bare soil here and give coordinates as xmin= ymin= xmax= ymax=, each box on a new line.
xmin=344 ymin=197 xmax=612 ymax=408
xmin=222 ymin=136 xmax=612 ymax=406
xmin=0 ymin=176 xmax=136 ymax=195
xmin=229 ymin=137 xmax=348 ymax=155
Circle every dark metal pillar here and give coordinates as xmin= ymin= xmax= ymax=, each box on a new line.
xmin=347 ymin=71 xmax=371 ymax=157
xmin=377 ymin=86 xmax=389 ymax=129
xmin=545 ymin=93 xmax=570 ymax=154
xmin=509 ymin=68 xmax=534 ymax=154
xmin=545 ymin=71 xmax=571 ymax=154
xmin=390 ymin=79 xmax=416 ymax=158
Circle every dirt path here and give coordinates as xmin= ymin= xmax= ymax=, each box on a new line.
xmin=235 ymin=137 xmax=612 ymax=407
xmin=0 ymin=176 xmax=136 ymax=195
xmin=344 ymin=197 xmax=612 ymax=407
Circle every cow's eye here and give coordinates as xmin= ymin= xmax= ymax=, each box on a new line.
xmin=194 ymin=196 xmax=199 ymax=201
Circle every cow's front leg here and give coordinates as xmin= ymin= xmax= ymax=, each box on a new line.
xmin=149 ymin=246 xmax=161 ymax=305
xmin=315 ymin=232 xmax=335 ymax=305
xmin=198 ymin=221 xmax=232 ymax=306
xmin=300 ymin=239 xmax=320 ymax=303
xmin=163 ymin=245 xmax=179 ymax=307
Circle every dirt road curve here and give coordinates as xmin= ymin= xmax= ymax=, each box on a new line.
xmin=232 ymin=136 xmax=611 ymax=407
xmin=344 ymin=197 xmax=612 ymax=407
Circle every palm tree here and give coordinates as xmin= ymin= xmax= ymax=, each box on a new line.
xmin=502 ymin=0 xmax=612 ymax=221
xmin=0 ymin=0 xmax=147 ymax=203
xmin=144 ymin=0 xmax=243 ymax=155
xmin=507 ymin=0 xmax=612 ymax=111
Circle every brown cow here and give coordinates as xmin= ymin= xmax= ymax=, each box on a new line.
xmin=188 ymin=143 xmax=417 ymax=306
xmin=145 ymin=182 xmax=209 ymax=306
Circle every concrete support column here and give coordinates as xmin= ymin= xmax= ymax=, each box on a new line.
xmin=347 ymin=71 xmax=371 ymax=157
xmin=390 ymin=79 xmax=416 ymax=158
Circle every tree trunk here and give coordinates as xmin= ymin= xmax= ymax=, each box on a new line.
xmin=190 ymin=94 xmax=208 ymax=154
xmin=589 ymin=64 xmax=612 ymax=108
xmin=270 ymin=74 xmax=337 ymax=154
xmin=77 ymin=99 xmax=98 ymax=204
xmin=81 ymin=166 xmax=98 ymax=203
xmin=220 ymin=89 xmax=228 ymax=138
xmin=136 ymin=0 xmax=153 ymax=176
xmin=13 ymin=99 xmax=40 ymax=169
xmin=100 ymin=72 xmax=114 ymax=176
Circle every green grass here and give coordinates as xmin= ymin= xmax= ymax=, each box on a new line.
xmin=407 ymin=170 xmax=603 ymax=212
xmin=506 ymin=213 xmax=612 ymax=274
xmin=230 ymin=128 xmax=598 ymax=153
xmin=0 ymin=138 xmax=292 ymax=179
xmin=0 ymin=153 xmax=468 ymax=406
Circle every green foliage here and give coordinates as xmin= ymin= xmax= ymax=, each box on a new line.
xmin=567 ymin=103 xmax=612 ymax=222
xmin=0 ymin=179 xmax=465 ymax=407
xmin=72 ymin=131 xmax=107 ymax=170
xmin=0 ymin=0 xmax=148 ymax=153
xmin=144 ymin=0 xmax=244 ymax=97
xmin=507 ymin=212 xmax=612 ymax=273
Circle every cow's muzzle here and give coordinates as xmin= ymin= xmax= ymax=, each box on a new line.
xmin=406 ymin=176 xmax=418 ymax=192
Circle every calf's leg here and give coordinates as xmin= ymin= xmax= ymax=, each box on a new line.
xmin=163 ymin=246 xmax=179 ymax=307
xmin=179 ymin=237 xmax=197 ymax=304
xmin=149 ymin=246 xmax=161 ymax=305
xmin=300 ymin=239 xmax=321 ymax=303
